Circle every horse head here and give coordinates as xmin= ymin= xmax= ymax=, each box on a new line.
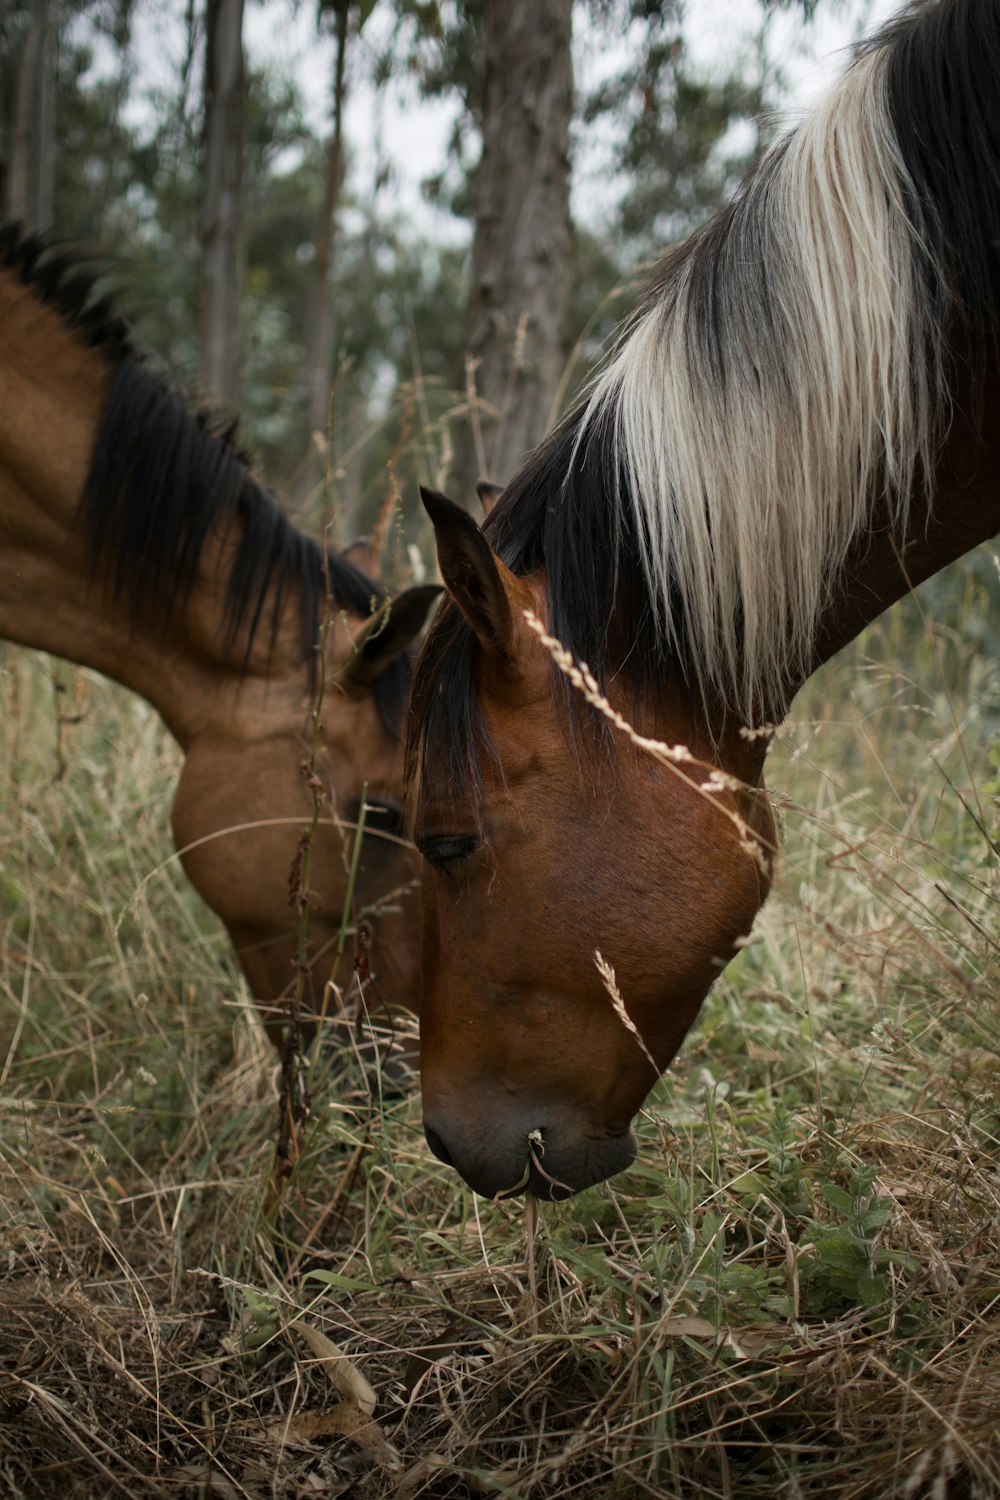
xmin=410 ymin=489 xmax=774 ymax=1198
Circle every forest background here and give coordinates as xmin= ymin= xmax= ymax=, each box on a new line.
xmin=1 ymin=0 xmax=899 ymax=545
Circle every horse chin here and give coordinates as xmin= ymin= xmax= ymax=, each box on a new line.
xmin=525 ymin=1130 xmax=638 ymax=1201
xmin=423 ymin=1110 xmax=638 ymax=1200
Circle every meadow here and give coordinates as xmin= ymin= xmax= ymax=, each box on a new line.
xmin=0 ymin=542 xmax=997 ymax=1499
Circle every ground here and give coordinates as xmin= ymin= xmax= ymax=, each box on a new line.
xmin=0 ymin=570 xmax=997 ymax=1499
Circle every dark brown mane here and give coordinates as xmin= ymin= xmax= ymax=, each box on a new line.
xmin=0 ymin=223 xmax=134 ymax=360
xmin=0 ymin=222 xmax=410 ymax=737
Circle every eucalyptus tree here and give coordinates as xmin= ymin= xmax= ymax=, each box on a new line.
xmin=201 ymin=0 xmax=245 ymax=402
xmin=393 ymin=0 xmax=777 ymax=503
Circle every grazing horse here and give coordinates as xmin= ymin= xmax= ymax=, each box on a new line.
xmin=0 ymin=225 xmax=439 ymax=1041
xmin=408 ymin=0 xmax=1000 ymax=1198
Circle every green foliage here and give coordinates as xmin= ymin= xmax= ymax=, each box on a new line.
xmin=807 ymin=1169 xmax=914 ymax=1312
xmin=583 ymin=1 xmax=774 ymax=252
xmin=985 ymin=735 xmax=1000 ymax=796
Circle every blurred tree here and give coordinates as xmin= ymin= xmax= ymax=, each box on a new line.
xmin=2 ymin=0 xmax=137 ymax=234
xmin=392 ymin=0 xmax=775 ymax=498
xmin=304 ymin=0 xmax=350 ymax=452
xmin=458 ymin=0 xmax=574 ymax=498
xmin=201 ymin=0 xmax=245 ymax=401
xmin=48 ymin=6 xmax=136 ymax=242
xmin=5 ymin=0 xmax=56 ymax=227
xmin=395 ymin=0 xmax=574 ymax=502
xmin=298 ymin=0 xmax=384 ymax=509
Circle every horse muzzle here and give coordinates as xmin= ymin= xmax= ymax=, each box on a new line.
xmin=422 ymin=1101 xmax=637 ymax=1200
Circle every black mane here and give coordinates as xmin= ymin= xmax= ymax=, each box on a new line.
xmin=407 ymin=405 xmax=668 ymax=793
xmin=0 ymin=222 xmax=134 ymax=360
xmin=0 ymin=224 xmax=410 ymax=737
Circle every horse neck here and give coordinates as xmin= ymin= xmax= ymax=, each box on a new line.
xmin=800 ymin=365 xmax=1000 ymax=701
xmin=0 ymin=484 xmax=311 ymax=751
xmin=0 ymin=278 xmax=308 ymax=747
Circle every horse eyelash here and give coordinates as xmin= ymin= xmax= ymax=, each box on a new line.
xmin=418 ymin=834 xmax=480 ymax=871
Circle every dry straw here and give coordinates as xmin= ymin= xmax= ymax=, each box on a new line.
xmin=594 ymin=948 xmax=659 ymax=1078
xmin=522 ymin=607 xmax=778 ymax=877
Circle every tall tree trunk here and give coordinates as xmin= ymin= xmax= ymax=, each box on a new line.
xmin=6 ymin=0 xmax=55 ymax=229
xmin=91 ymin=0 xmax=136 ymax=239
xmin=200 ymin=0 xmax=245 ymax=404
xmin=295 ymin=0 xmax=352 ymax=518
xmin=454 ymin=0 xmax=574 ymax=502
xmin=306 ymin=0 xmax=350 ymax=447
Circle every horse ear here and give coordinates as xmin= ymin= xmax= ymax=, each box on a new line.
xmin=420 ymin=485 xmax=525 ymax=661
xmin=342 ymin=583 xmax=442 ymax=691
xmin=475 ymin=479 xmax=505 ymax=518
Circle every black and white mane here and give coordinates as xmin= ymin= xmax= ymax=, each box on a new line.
xmin=410 ymin=0 xmax=1000 ymax=788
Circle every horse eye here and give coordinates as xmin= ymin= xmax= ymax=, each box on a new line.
xmin=355 ymin=797 xmax=404 ymax=838
xmin=418 ymin=834 xmax=479 ymax=871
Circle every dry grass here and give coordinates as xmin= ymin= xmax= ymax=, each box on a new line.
xmin=0 ymin=554 xmax=997 ymax=1498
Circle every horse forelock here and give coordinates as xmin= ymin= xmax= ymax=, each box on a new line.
xmin=407 ymin=409 xmax=672 ymax=799
xmin=410 ymin=0 xmax=1000 ymax=798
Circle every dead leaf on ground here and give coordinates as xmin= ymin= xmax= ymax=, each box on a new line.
xmin=290 ymin=1319 xmax=377 ymax=1414
xmin=656 ymin=1314 xmax=797 ymax=1360
xmin=262 ymin=1402 xmax=399 ymax=1468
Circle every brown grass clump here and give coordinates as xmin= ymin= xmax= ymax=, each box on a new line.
xmin=1 ymin=552 xmax=998 ymax=1498
xmin=2 ymin=1085 xmax=999 ymax=1498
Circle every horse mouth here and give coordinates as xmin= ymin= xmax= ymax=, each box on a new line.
xmin=424 ymin=1117 xmax=638 ymax=1200
xmin=523 ymin=1130 xmax=637 ymax=1200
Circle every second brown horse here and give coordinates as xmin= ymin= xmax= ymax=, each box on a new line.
xmin=0 ymin=226 xmax=438 ymax=1039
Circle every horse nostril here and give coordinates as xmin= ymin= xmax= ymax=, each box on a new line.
xmin=424 ymin=1123 xmax=455 ymax=1167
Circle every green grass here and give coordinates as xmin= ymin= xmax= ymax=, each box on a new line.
xmin=0 ymin=557 xmax=997 ymax=1498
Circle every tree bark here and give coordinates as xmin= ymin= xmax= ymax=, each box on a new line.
xmin=6 ymin=0 xmax=55 ymax=229
xmin=200 ymin=0 xmax=245 ymax=403
xmin=306 ymin=0 xmax=350 ymax=446
xmin=454 ymin=0 xmax=574 ymax=502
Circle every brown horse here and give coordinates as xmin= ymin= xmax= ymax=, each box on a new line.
xmin=408 ymin=0 xmax=1000 ymax=1198
xmin=0 ymin=225 xmax=438 ymax=1041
